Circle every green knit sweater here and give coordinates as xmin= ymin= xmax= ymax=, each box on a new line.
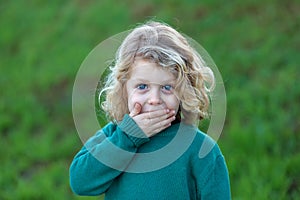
xmin=70 ymin=114 xmax=231 ymax=199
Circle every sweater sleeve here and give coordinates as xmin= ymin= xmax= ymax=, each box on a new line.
xmin=192 ymin=141 xmax=231 ymax=200
xmin=69 ymin=114 xmax=149 ymax=196
xmin=200 ymin=155 xmax=231 ymax=199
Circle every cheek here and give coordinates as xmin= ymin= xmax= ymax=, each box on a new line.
xmin=127 ymin=91 xmax=147 ymax=112
xmin=171 ymin=100 xmax=180 ymax=113
xmin=163 ymin=95 xmax=180 ymax=111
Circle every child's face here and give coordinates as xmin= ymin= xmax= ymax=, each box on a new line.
xmin=126 ymin=58 xmax=180 ymax=115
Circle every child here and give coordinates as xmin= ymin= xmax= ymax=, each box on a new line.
xmin=70 ymin=21 xmax=231 ymax=199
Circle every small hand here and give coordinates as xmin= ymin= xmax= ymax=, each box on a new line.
xmin=129 ymin=103 xmax=176 ymax=137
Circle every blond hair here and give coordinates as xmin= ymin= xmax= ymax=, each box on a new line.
xmin=100 ymin=21 xmax=215 ymax=124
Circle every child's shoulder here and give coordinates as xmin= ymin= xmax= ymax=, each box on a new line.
xmin=188 ymin=126 xmax=223 ymax=160
xmin=96 ymin=122 xmax=117 ymax=137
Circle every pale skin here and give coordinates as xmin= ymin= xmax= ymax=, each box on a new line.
xmin=126 ymin=58 xmax=180 ymax=137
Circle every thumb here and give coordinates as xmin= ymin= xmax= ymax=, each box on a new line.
xmin=129 ymin=103 xmax=142 ymax=117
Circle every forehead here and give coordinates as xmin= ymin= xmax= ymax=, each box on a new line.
xmin=130 ymin=58 xmax=175 ymax=83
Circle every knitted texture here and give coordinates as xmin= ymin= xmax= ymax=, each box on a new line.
xmin=70 ymin=114 xmax=231 ymax=199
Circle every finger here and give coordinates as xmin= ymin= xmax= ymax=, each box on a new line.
xmin=147 ymin=110 xmax=175 ymax=124
xmin=146 ymin=109 xmax=175 ymax=123
xmin=129 ymin=103 xmax=142 ymax=117
xmin=143 ymin=109 xmax=170 ymax=121
xmin=143 ymin=114 xmax=176 ymax=137
xmin=148 ymin=119 xmax=175 ymax=137
xmin=150 ymin=115 xmax=176 ymax=133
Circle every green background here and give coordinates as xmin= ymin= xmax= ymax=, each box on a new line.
xmin=1 ymin=0 xmax=299 ymax=199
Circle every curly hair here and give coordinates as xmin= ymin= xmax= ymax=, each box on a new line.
xmin=99 ymin=21 xmax=215 ymax=124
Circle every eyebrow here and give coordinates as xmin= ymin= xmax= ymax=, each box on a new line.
xmin=132 ymin=78 xmax=176 ymax=84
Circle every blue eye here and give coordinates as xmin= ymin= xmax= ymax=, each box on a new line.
xmin=137 ymin=84 xmax=148 ymax=90
xmin=162 ymin=85 xmax=173 ymax=92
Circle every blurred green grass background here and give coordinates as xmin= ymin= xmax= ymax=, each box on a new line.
xmin=1 ymin=0 xmax=299 ymax=199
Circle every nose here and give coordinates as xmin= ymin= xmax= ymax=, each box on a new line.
xmin=147 ymin=89 xmax=162 ymax=105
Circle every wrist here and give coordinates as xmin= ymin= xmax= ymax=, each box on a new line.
xmin=118 ymin=114 xmax=150 ymax=147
